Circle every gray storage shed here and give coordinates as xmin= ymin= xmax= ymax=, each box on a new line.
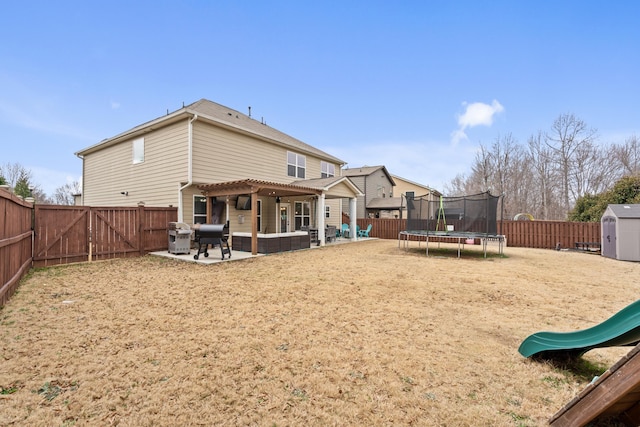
xmin=601 ymin=204 xmax=640 ymax=261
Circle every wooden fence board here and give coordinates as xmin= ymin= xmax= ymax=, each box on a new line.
xmin=355 ymin=218 xmax=601 ymax=250
xmin=33 ymin=205 xmax=90 ymax=267
xmin=0 ymin=190 xmax=33 ymax=307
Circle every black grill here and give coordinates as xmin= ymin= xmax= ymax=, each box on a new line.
xmin=193 ymin=222 xmax=231 ymax=260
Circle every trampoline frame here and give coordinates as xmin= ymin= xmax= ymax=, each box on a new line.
xmin=398 ymin=230 xmax=505 ymax=258
xmin=399 ymin=191 xmax=506 ymax=258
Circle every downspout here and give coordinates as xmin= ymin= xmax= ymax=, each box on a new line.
xmin=178 ymin=114 xmax=198 ymax=222
xmin=74 ymin=153 xmax=84 ymax=206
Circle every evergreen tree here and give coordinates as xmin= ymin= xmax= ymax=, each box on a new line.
xmin=569 ymin=175 xmax=640 ymax=222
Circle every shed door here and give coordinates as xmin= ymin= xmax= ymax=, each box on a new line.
xmin=602 ymin=216 xmax=616 ymax=259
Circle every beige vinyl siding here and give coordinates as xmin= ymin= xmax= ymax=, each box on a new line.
xmin=393 ymin=176 xmax=432 ymax=198
xmin=192 ymin=121 xmax=326 ymax=183
xmin=82 ymin=121 xmax=188 ymax=206
xmin=345 ymin=176 xmax=366 ymax=218
xmin=324 ymin=199 xmax=341 ymax=228
xmin=181 ymin=188 xmax=205 ymax=225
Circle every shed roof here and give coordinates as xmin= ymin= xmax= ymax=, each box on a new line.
xmin=605 ymin=204 xmax=640 ymax=219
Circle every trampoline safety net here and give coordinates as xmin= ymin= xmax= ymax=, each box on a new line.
xmin=404 ymin=191 xmax=503 ymax=236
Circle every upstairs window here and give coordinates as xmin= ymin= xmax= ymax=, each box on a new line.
xmin=132 ymin=137 xmax=145 ymax=164
xmin=287 ymin=152 xmax=306 ymax=178
xmin=321 ymin=161 xmax=335 ymax=178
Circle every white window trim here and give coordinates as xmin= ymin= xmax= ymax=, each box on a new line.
xmin=294 ymin=201 xmax=311 ymax=230
xmin=321 ymin=161 xmax=335 ymax=178
xmin=132 ymin=137 xmax=145 ymax=164
xmin=287 ymin=151 xmax=306 ymax=178
xmin=193 ymin=195 xmax=207 ymax=224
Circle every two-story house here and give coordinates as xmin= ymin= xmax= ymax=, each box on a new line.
xmin=391 ymin=174 xmax=441 ymax=219
xmin=75 ymin=99 xmax=362 ymax=254
xmin=341 ymin=166 xmax=403 ymax=218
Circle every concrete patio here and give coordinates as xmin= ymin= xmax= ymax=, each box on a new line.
xmin=151 ymin=235 xmax=374 ymax=265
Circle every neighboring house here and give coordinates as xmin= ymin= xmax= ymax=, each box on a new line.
xmin=391 ymin=174 xmax=441 ymax=219
xmin=75 ymin=99 xmax=362 ymax=252
xmin=341 ymin=166 xmax=401 ymax=218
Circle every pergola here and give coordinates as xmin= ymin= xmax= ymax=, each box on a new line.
xmin=197 ymin=179 xmax=331 ymax=255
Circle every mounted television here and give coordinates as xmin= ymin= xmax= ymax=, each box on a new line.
xmin=236 ymin=195 xmax=251 ymax=210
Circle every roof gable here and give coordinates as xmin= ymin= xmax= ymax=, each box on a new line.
xmin=605 ymin=204 xmax=640 ymax=219
xmin=292 ymin=176 xmax=363 ymax=196
xmin=76 ymin=99 xmax=345 ymax=164
xmin=342 ymin=165 xmax=395 ymax=185
xmin=391 ymin=174 xmax=441 ymax=196
xmin=187 ymin=100 xmax=344 ymax=163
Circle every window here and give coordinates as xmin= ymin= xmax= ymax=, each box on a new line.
xmin=321 ymin=161 xmax=335 ymax=178
xmin=132 ymin=137 xmax=144 ymax=164
xmin=194 ymin=195 xmax=207 ymax=224
xmin=287 ymin=152 xmax=306 ymax=178
xmin=325 ymin=205 xmax=331 ymax=218
xmin=294 ymin=201 xmax=311 ymax=230
xmin=257 ymin=200 xmax=262 ymax=232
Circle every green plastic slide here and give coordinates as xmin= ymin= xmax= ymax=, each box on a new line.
xmin=518 ymin=299 xmax=640 ymax=359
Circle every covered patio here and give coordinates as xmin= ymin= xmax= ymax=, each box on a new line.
xmin=196 ymin=178 xmax=362 ymax=255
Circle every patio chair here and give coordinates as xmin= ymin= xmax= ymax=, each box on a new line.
xmin=358 ymin=224 xmax=372 ymax=237
xmin=341 ymin=223 xmax=349 ymax=238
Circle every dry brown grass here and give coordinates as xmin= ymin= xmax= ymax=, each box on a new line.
xmin=1 ymin=240 xmax=639 ymax=426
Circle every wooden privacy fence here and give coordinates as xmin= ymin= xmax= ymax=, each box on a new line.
xmin=356 ymin=218 xmax=601 ymax=250
xmin=0 ymin=189 xmax=33 ymax=307
xmin=33 ymin=205 xmax=178 ymax=267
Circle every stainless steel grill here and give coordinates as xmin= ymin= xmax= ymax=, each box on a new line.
xmin=192 ymin=222 xmax=231 ymax=260
xmin=168 ymin=222 xmax=192 ymax=255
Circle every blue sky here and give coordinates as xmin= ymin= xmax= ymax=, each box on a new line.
xmin=1 ymin=1 xmax=639 ymax=196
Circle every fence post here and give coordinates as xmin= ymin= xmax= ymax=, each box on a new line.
xmin=138 ymin=205 xmax=145 ymax=256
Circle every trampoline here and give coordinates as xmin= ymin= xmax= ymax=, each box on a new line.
xmin=398 ymin=191 xmax=505 ymax=258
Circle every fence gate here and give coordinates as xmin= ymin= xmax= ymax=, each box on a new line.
xmin=33 ymin=205 xmax=90 ymax=267
xmin=33 ymin=205 xmax=177 ymax=267
xmin=91 ymin=207 xmax=143 ymax=260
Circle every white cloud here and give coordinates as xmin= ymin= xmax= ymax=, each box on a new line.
xmin=451 ymin=99 xmax=505 ymax=146
xmin=111 ymin=101 xmax=121 ymax=110
xmin=450 ymin=128 xmax=468 ymax=146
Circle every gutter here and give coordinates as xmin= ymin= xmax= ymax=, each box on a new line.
xmin=178 ymin=114 xmax=198 ymax=222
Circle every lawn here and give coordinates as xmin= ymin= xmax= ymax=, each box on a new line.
xmin=1 ymin=240 xmax=638 ymax=426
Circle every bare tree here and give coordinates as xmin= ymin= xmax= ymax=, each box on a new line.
xmin=444 ymin=173 xmax=470 ymax=196
xmin=612 ymin=135 xmax=640 ymax=176
xmin=0 ymin=162 xmax=33 ymax=188
xmin=0 ymin=162 xmax=51 ymax=203
xmin=53 ymin=181 xmax=81 ymax=205
xmin=471 ymin=143 xmax=493 ymax=193
xmin=545 ymin=113 xmax=598 ymax=215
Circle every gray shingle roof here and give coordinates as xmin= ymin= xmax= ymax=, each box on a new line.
xmin=187 ymin=99 xmax=344 ymax=164
xmin=606 ymin=204 xmax=640 ymax=218
xmin=77 ymin=99 xmax=345 ymax=165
